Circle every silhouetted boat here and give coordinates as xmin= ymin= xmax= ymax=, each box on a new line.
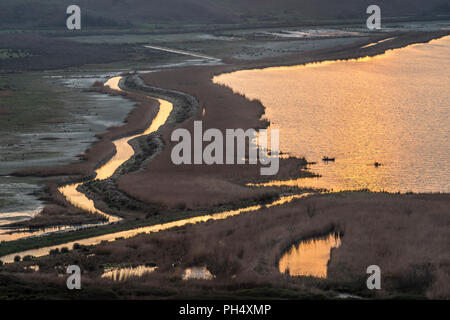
xmin=322 ymin=156 xmax=335 ymax=162
xmin=374 ymin=162 xmax=382 ymax=167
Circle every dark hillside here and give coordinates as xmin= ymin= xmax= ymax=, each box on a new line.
xmin=0 ymin=0 xmax=448 ymax=29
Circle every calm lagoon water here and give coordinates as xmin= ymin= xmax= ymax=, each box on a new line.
xmin=279 ymin=232 xmax=341 ymax=278
xmin=215 ymin=36 xmax=450 ymax=193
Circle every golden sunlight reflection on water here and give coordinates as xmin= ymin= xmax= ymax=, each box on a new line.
xmin=182 ymin=266 xmax=214 ymax=280
xmin=215 ymin=36 xmax=450 ymax=193
xmin=0 ymin=193 xmax=311 ymax=263
xmin=58 ymin=183 xmax=121 ymax=223
xmin=279 ymin=233 xmax=342 ymax=278
xmin=95 ymin=97 xmax=173 ymax=180
xmin=104 ymin=76 xmax=123 ymax=91
xmin=54 ymin=77 xmax=173 ymax=226
xmin=101 ymin=265 xmax=157 ymax=281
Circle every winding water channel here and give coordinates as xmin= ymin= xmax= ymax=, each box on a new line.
xmin=1 ymin=193 xmax=312 ymax=263
xmin=58 ymin=77 xmax=173 ymax=224
xmin=0 ymin=74 xmax=314 ymax=263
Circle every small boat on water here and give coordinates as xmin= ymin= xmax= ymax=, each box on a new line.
xmin=374 ymin=162 xmax=382 ymax=167
xmin=322 ymin=156 xmax=335 ymax=162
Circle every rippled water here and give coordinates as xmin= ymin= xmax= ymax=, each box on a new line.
xmin=215 ymin=36 xmax=450 ymax=193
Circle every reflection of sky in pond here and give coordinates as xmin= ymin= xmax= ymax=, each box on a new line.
xmin=215 ymin=36 xmax=450 ymax=193
xmin=279 ymin=233 xmax=341 ymax=278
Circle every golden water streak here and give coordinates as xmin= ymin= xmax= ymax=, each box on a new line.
xmin=360 ymin=37 xmax=396 ymax=49
xmin=95 ymin=98 xmax=173 ymax=180
xmin=58 ymin=183 xmax=121 ymax=223
xmin=0 ymin=193 xmax=311 ymax=263
xmin=0 ymin=225 xmax=74 ymax=242
xmin=56 ymin=77 xmax=173 ymax=224
xmin=247 ymin=178 xmax=337 ymax=192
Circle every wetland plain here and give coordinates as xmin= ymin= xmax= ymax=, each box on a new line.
xmin=0 ymin=3 xmax=449 ymax=301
